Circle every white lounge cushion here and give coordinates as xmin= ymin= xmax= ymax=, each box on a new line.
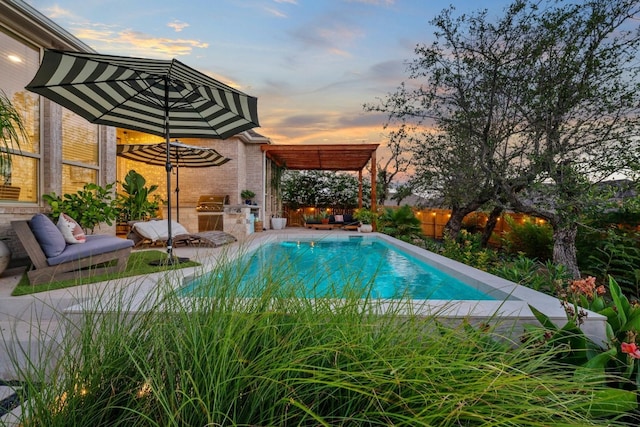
xmin=132 ymin=220 xmax=189 ymax=242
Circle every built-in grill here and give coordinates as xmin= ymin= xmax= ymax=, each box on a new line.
xmin=195 ymin=195 xmax=228 ymax=212
xmin=195 ymin=195 xmax=228 ymax=231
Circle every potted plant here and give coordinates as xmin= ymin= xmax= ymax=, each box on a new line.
xmin=320 ymin=212 xmax=330 ymax=225
xmin=0 ymin=91 xmax=26 ymax=200
xmin=116 ymin=170 xmax=161 ymax=229
xmin=271 ymin=213 xmax=287 ymax=230
xmin=241 ymin=189 xmax=255 ymax=205
xmin=354 ymin=208 xmax=377 ymax=233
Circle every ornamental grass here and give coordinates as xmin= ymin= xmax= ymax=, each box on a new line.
xmin=6 ymin=253 xmax=637 ymax=426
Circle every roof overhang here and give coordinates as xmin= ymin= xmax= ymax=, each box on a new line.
xmin=260 ymin=144 xmax=379 ymax=171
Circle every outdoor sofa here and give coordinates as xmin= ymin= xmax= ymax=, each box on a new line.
xmin=12 ymin=213 xmax=134 ymax=285
xmin=304 ymin=213 xmax=359 ymax=230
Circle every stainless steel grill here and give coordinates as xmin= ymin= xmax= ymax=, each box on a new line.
xmin=195 ymin=195 xmax=228 ymax=212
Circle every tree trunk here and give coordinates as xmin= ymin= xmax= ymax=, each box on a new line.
xmin=481 ymin=206 xmax=503 ymax=248
xmin=552 ymin=224 xmax=580 ymax=279
xmin=444 ymin=207 xmax=468 ymax=240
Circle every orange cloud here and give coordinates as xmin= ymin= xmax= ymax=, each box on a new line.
xmin=168 ymin=21 xmax=189 ymax=32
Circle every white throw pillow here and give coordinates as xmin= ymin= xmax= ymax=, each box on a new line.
xmin=56 ymin=213 xmax=86 ymax=244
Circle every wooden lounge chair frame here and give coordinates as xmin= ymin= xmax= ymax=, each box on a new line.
xmin=12 ymin=220 xmax=132 ymax=285
xmin=128 ymin=220 xmax=237 ymax=248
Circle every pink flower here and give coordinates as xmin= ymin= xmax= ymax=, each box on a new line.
xmin=621 ymin=342 xmax=640 ymax=359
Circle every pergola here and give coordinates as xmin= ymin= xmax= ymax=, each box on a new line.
xmin=260 ymin=143 xmax=380 ymax=213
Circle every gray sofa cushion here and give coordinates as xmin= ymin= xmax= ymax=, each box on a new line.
xmin=30 ymin=213 xmax=67 ymax=258
xmin=47 ymin=234 xmax=134 ymax=266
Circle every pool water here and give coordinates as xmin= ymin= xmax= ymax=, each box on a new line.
xmin=181 ymin=238 xmax=496 ymax=301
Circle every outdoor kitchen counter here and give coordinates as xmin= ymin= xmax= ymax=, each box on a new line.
xmin=224 ymin=205 xmax=261 ymax=237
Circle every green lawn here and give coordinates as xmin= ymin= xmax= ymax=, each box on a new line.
xmin=12 ymin=250 xmax=200 ymax=296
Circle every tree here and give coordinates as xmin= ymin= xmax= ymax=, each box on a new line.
xmin=391 ymin=183 xmax=414 ymax=206
xmin=497 ymin=0 xmax=640 ymax=277
xmin=368 ymin=2 xmax=532 ymax=240
xmin=369 ymin=0 xmax=640 ymax=277
xmin=375 ymin=130 xmax=412 ymax=206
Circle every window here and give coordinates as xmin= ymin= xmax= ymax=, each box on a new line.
xmin=0 ymin=28 xmax=40 ymax=203
xmin=61 ymin=109 xmax=99 ymax=194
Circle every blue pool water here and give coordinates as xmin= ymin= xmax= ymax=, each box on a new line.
xmin=181 ymin=238 xmax=496 ymax=300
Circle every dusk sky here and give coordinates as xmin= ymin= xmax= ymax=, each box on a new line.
xmin=26 ymin=0 xmax=512 ymax=149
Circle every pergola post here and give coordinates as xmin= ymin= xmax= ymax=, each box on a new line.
xmin=358 ymin=169 xmax=363 ymax=209
xmin=370 ymin=149 xmax=376 ymax=231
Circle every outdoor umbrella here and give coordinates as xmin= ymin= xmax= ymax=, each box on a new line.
xmin=117 ymin=141 xmax=231 ymax=222
xmin=26 ymin=49 xmax=259 ymax=262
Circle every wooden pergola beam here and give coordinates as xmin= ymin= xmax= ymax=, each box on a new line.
xmin=261 ymin=143 xmax=379 ymax=212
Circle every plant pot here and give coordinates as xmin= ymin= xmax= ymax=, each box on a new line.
xmin=358 ymin=224 xmax=373 ymax=233
xmin=115 ymin=223 xmax=131 ymax=236
xmin=321 ymin=219 xmax=330 ymax=225
xmin=0 ymin=240 xmax=10 ymax=275
xmin=271 ymin=217 xmax=287 ymax=230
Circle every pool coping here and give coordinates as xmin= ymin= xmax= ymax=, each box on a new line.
xmin=64 ymin=230 xmax=608 ymax=346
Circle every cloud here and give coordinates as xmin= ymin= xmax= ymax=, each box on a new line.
xmin=168 ymin=20 xmax=189 ymax=32
xmin=264 ymin=7 xmax=287 ymax=18
xmin=289 ymin=18 xmax=363 ymax=57
xmin=274 ymin=0 xmax=297 ymax=4
xmin=346 ymin=0 xmax=396 ymax=5
xmin=41 ymin=4 xmax=77 ymax=19
xmin=73 ymin=25 xmax=208 ymax=58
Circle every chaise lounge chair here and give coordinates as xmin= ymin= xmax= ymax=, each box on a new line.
xmin=128 ymin=219 xmax=237 ymax=248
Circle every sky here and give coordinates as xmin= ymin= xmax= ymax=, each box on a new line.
xmin=26 ymin=0 xmax=512 ymax=149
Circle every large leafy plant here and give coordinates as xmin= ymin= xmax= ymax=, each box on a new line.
xmin=43 ymin=183 xmax=119 ymax=233
xmin=116 ymin=170 xmax=160 ymax=223
xmin=527 ymin=276 xmax=640 ymax=395
xmin=0 ymin=91 xmax=25 ymax=186
xmin=378 ymin=205 xmax=422 ymax=241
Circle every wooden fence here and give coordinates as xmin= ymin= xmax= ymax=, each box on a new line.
xmin=413 ymin=209 xmax=539 ymax=240
xmin=283 ymin=206 xmax=545 ymax=241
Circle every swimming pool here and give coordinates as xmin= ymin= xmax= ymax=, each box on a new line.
xmin=62 ymin=231 xmax=604 ymax=345
xmin=181 ymin=237 xmax=504 ymax=300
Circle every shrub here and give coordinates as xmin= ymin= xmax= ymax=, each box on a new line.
xmin=43 ymin=182 xmax=119 ymax=233
xmin=378 ymin=205 xmax=422 ymax=241
xmin=577 ymin=226 xmax=640 ymax=300
xmin=438 ymin=230 xmax=500 ymax=271
xmin=501 ymin=216 xmax=553 ymax=261
xmin=491 ymin=256 xmax=570 ymax=294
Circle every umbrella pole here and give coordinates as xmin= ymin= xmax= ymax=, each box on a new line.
xmin=175 ymin=147 xmax=180 ymax=223
xmin=175 ymin=165 xmax=180 ymax=223
xmin=152 ymin=79 xmax=188 ymax=265
xmin=164 ymin=84 xmax=173 ymax=259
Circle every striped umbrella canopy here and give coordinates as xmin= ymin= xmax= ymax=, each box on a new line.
xmin=26 ymin=49 xmax=260 ymax=261
xmin=117 ymin=141 xmax=230 ymax=168
xmin=25 ymin=49 xmax=260 ymax=139
xmin=117 ymin=141 xmax=231 ymax=222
